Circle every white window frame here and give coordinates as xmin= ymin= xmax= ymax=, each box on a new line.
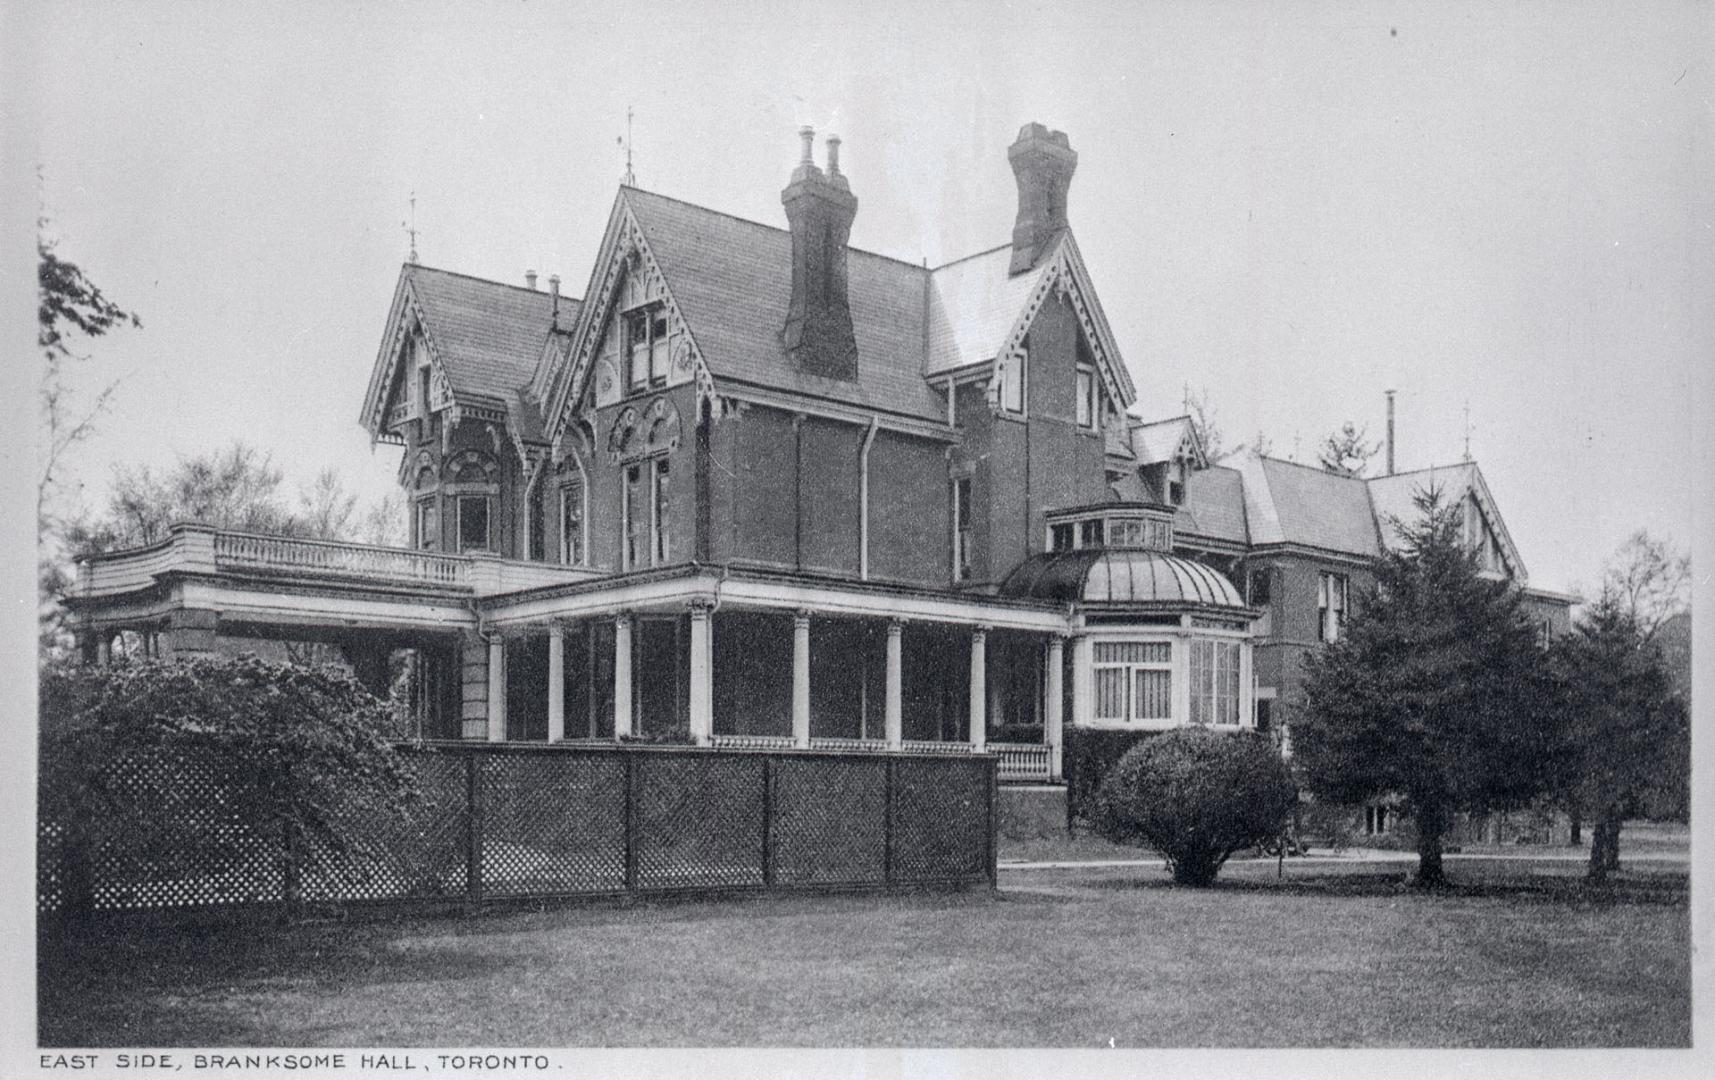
xmin=652 ymin=456 xmax=671 ymax=565
xmin=625 ymin=302 xmax=670 ymax=393
xmin=1092 ymin=640 xmax=1174 ymax=725
xmin=999 ymin=346 xmax=1027 ymax=414
xmin=1189 ymin=638 xmax=1241 ymax=727
xmin=1318 ymin=571 xmax=1349 ymax=643
xmin=1075 ymin=365 xmax=1095 ymax=429
xmin=621 ymin=454 xmax=671 ymax=572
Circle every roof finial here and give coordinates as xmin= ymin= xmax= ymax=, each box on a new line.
xmin=1462 ymin=400 xmax=1472 ymax=463
xmin=619 ymin=106 xmax=636 ymax=186
xmin=403 ymin=191 xmax=420 ymax=264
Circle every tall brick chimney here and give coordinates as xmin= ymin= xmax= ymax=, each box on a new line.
xmin=781 ymin=126 xmax=859 ymax=380
xmin=1008 ymin=123 xmax=1077 ymax=275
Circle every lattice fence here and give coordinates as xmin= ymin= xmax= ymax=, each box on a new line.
xmin=39 ymin=743 xmax=995 ymax=920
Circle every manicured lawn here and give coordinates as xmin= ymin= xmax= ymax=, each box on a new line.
xmin=40 ymin=855 xmax=1688 ymax=1047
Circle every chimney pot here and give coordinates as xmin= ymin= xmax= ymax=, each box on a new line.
xmin=525 ymin=270 xmax=538 ymax=290
xmin=781 ymin=127 xmax=858 ymax=380
xmin=798 ymin=126 xmax=815 ymax=165
xmin=549 ymin=274 xmax=560 ymax=298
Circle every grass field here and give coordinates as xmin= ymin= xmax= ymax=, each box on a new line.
xmin=39 ymin=838 xmax=1688 ymax=1048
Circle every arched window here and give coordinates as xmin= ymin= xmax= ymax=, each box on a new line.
xmin=558 ymin=456 xmax=588 ymax=566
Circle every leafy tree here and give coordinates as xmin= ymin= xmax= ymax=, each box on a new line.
xmin=40 ymin=655 xmax=417 ymax=922
xmin=1318 ymin=421 xmax=1379 ymax=477
xmin=38 ymin=228 xmax=141 ymax=518
xmin=1182 ymin=384 xmax=1224 ymax=461
xmin=37 ymin=229 xmax=141 ymax=655
xmin=1091 ymin=728 xmax=1297 ymax=886
xmin=43 ymin=444 xmax=403 ymax=659
xmin=1293 ymin=486 xmax=1551 ymax=887
xmin=1546 ymin=537 xmax=1690 ymax=882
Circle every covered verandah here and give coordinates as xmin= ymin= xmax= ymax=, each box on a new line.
xmin=480 ymin=567 xmax=1080 ymax=781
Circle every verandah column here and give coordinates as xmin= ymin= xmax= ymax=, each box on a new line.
xmin=884 ymin=619 xmax=903 ymax=750
xmin=486 ymin=634 xmax=507 ymax=743
xmin=613 ymin=613 xmax=634 ymax=739
xmin=688 ymin=600 xmax=713 ymax=746
xmin=546 ymin=624 xmax=565 ymax=743
xmin=1045 ymin=634 xmax=1066 ymax=781
xmin=1070 ymin=633 xmax=1093 ymax=729
xmin=792 ymin=610 xmax=812 ymax=748
xmin=969 ymin=627 xmax=988 ymax=752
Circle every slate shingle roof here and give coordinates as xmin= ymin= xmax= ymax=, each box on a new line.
xmin=1174 ymin=464 xmax=1248 ymax=544
xmin=1130 ymin=415 xmax=1195 ymax=465
xmin=407 ymin=264 xmax=580 ymax=406
xmin=923 ymin=242 xmax=1058 ymax=377
xmin=623 ymin=188 xmax=947 ymax=422
xmin=1365 ymin=463 xmax=1476 ymax=538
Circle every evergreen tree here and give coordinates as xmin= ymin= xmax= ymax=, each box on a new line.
xmin=1294 ymin=486 xmax=1550 ymax=886
xmin=1318 ymin=421 xmax=1379 ymax=477
xmin=1546 ymin=593 xmax=1688 ymax=883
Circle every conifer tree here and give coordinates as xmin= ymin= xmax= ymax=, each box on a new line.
xmin=1294 ymin=486 xmax=1551 ymax=886
xmin=1546 ymin=593 xmax=1688 ymax=882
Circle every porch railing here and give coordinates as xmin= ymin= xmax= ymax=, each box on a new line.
xmin=988 ymin=742 xmax=1051 ymax=782
xmin=215 ymin=530 xmax=469 ymax=588
xmin=710 ymin=734 xmax=795 ymax=751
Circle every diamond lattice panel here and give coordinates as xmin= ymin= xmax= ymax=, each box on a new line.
xmin=301 ymin=751 xmax=470 ymax=903
xmin=890 ymin=758 xmax=990 ymax=884
xmin=771 ymin=758 xmax=887 ymax=886
xmin=634 ymin=755 xmax=765 ymax=889
xmin=479 ymin=752 xmax=627 ymax=895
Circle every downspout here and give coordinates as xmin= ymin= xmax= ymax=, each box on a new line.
xmin=858 ymin=416 xmax=880 ymax=580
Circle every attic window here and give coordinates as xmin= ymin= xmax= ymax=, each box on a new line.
xmin=626 ymin=305 xmax=670 ymax=391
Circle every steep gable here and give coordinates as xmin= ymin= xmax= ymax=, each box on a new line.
xmin=361 ymin=263 xmax=576 ymax=444
xmin=1368 ymin=462 xmax=1527 ymax=582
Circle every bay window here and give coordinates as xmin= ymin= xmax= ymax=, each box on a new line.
xmin=1189 ymin=638 xmax=1241 ymax=726
xmin=1093 ymin=641 xmax=1173 ymax=723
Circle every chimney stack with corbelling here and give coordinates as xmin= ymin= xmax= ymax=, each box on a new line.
xmin=1008 ymin=123 xmax=1077 ymax=275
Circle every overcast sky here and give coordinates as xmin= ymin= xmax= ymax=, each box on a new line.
xmin=16 ymin=0 xmax=1711 ymax=597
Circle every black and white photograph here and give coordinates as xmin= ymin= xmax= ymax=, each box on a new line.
xmin=3 ymin=0 xmax=1707 ymax=1075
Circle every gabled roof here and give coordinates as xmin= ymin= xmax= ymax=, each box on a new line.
xmin=622 ymin=188 xmax=945 ymax=422
xmin=924 ymin=243 xmax=1056 ymax=377
xmin=1129 ymin=415 xmax=1206 ymax=467
xmin=406 ymin=264 xmax=579 ymax=405
xmin=1366 ymin=461 xmax=1526 ymax=581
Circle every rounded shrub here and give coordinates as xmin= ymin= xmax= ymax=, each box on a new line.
xmin=1091 ymin=727 xmax=1297 ymax=886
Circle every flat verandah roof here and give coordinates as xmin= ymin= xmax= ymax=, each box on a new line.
xmin=479 ymin=563 xmax=1079 ymax=633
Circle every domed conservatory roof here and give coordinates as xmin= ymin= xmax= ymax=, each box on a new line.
xmin=999 ymin=549 xmax=1249 ymax=610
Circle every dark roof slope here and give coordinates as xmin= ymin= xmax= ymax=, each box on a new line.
xmin=1000 ymin=549 xmax=1247 ymax=608
xmin=1174 ymin=465 xmax=1248 ymax=544
xmin=408 ymin=264 xmax=580 ymax=405
xmin=623 ymin=188 xmax=947 ymax=422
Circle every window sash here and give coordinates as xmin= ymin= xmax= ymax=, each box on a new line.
xmin=456 ymin=496 xmax=490 ymax=553
xmin=416 ymin=499 xmax=437 ymax=551
xmin=1000 ymin=349 xmax=1026 ymax=413
xmin=1075 ymin=368 xmax=1094 ymax=427
xmin=560 ymin=480 xmax=584 ymax=565
xmin=652 ymin=458 xmax=671 ymax=563
xmin=623 ymin=464 xmax=645 ymax=569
